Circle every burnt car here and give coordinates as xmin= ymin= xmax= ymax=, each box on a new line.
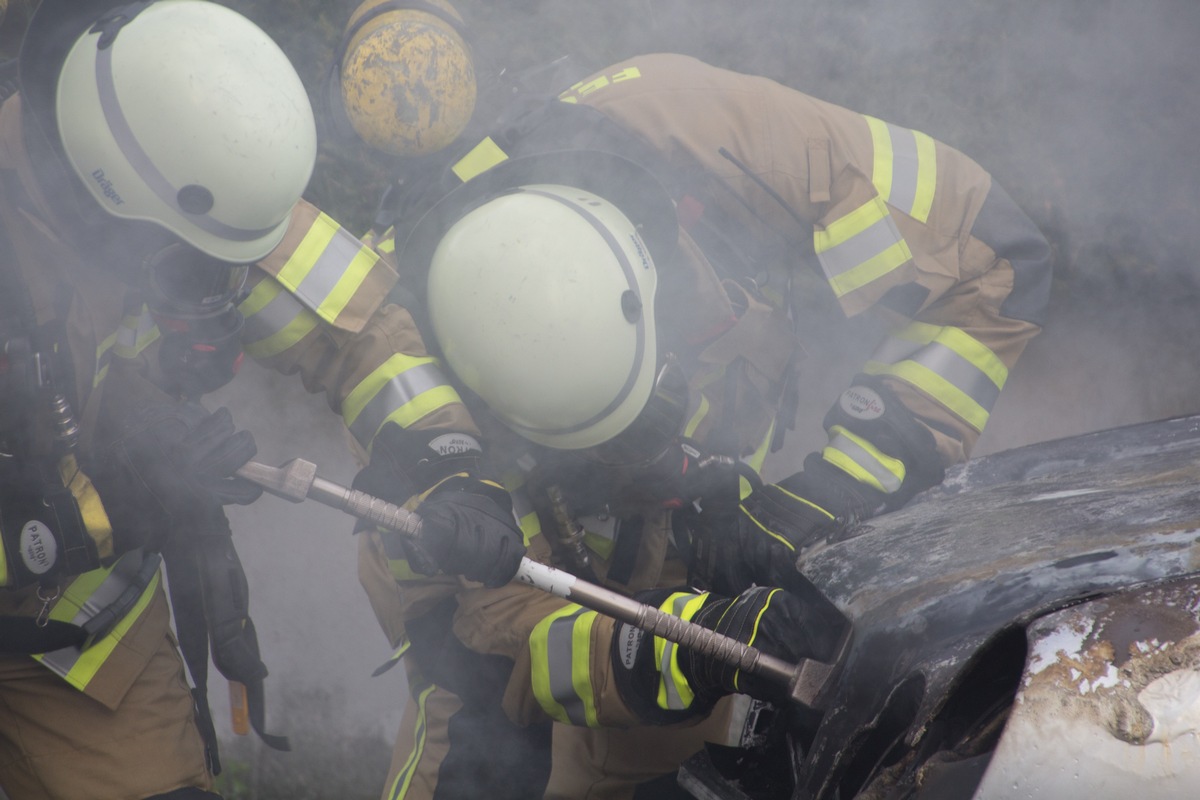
xmin=680 ymin=413 xmax=1200 ymax=800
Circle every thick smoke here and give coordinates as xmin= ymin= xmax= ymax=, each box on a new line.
xmin=204 ymin=0 xmax=1200 ymax=796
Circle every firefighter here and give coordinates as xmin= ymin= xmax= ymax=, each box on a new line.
xmin=326 ymin=49 xmax=1053 ymax=799
xmin=0 ymin=0 xmax=322 ymax=796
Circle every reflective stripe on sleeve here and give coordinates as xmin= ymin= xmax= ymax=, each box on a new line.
xmin=530 ymin=604 xmax=601 ymax=727
xmin=343 ymin=355 xmax=464 ymax=452
xmin=273 ymin=212 xmax=382 ymax=327
xmin=864 ymin=115 xmax=938 ymax=223
xmin=112 ymin=305 xmax=160 ymax=359
xmin=822 ymin=425 xmax=905 ymax=494
xmin=814 ymin=196 xmax=913 ymax=300
xmin=238 ymin=278 xmax=321 ymax=359
xmin=33 ymin=554 xmax=161 ymax=691
xmin=96 ymin=305 xmax=161 ymax=386
xmin=654 ymin=592 xmax=707 ymax=711
xmin=865 ymin=322 xmax=1008 ymax=432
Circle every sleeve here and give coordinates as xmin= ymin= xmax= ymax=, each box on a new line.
xmin=238 ymin=199 xmax=480 ymax=457
xmin=573 ymin=54 xmax=1052 ymax=502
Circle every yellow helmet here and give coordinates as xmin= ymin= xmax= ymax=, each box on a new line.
xmin=336 ymin=0 xmax=476 ymax=157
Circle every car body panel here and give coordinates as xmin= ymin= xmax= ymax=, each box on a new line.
xmin=680 ymin=415 xmax=1200 ymax=799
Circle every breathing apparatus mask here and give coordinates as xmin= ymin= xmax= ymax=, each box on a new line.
xmin=143 ymin=243 xmax=248 ymax=399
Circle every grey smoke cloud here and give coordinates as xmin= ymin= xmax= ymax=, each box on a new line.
xmin=207 ymin=0 xmax=1200 ymax=795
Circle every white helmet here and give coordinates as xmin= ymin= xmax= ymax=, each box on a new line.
xmin=413 ymin=151 xmax=682 ymax=456
xmin=53 ymin=0 xmax=317 ymax=263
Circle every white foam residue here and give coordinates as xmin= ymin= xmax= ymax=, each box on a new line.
xmin=1141 ymin=669 xmax=1200 ymax=743
xmin=1027 ymin=622 xmax=1090 ymax=677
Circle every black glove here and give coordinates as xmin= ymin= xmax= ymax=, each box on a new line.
xmin=352 ymin=422 xmax=525 ymax=587
xmin=612 ymin=584 xmax=849 ymax=722
xmin=91 ymin=402 xmax=261 ymax=553
xmin=683 ymin=451 xmax=881 ymax=595
xmin=414 ymin=475 xmax=526 ymax=587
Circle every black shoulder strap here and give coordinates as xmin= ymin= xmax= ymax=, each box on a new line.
xmin=162 ymin=509 xmax=289 ymax=778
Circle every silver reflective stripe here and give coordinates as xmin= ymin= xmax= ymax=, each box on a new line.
xmin=241 ymin=288 xmax=307 ymax=345
xmin=348 ymin=362 xmax=451 ymax=447
xmin=816 ymin=213 xmax=906 ymax=282
xmin=827 ymin=430 xmax=902 ymax=494
xmin=881 ymin=121 xmax=921 ymax=215
xmin=289 ymin=226 xmax=366 ymax=313
xmin=659 ymin=593 xmax=695 ymax=711
xmin=36 ymin=551 xmax=149 ymax=679
xmin=873 ymin=338 xmax=1001 ymax=414
xmin=543 ymin=606 xmax=591 ymax=726
xmin=113 ymin=307 xmax=158 ymax=357
xmin=510 ymin=486 xmax=535 ymax=522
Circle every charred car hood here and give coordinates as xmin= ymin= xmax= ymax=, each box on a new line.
xmin=793 ymin=414 xmax=1200 ymax=797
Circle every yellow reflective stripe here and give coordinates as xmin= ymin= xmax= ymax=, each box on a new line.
xmin=582 ymin=531 xmax=617 ymax=560
xmin=238 ymin=276 xmax=279 ymax=317
xmin=866 ymin=323 xmax=1007 ymax=433
xmin=276 ymin=217 xmax=337 ymax=296
xmin=317 ymin=247 xmax=376 ymax=323
xmin=738 ymin=421 xmax=774 ymax=500
xmin=58 ymin=455 xmax=114 ymax=560
xmin=451 ymin=137 xmax=509 ymax=182
xmin=274 ymin=213 xmax=379 ymax=326
xmin=865 ymin=115 xmax=938 ymax=223
xmin=934 ymin=326 xmax=1009 ymax=388
xmin=517 ymin=511 xmax=541 ymax=546
xmin=96 ymin=330 xmax=118 ymax=359
xmin=865 ymin=360 xmax=989 ymax=432
xmin=822 ymin=425 xmax=905 ymax=494
xmin=239 ymin=279 xmax=321 ymax=359
xmin=683 ymin=392 xmax=709 ymax=439
xmin=732 ymin=589 xmax=780 ymax=694
xmin=571 ymin=610 xmax=600 ymax=727
xmin=111 ymin=306 xmax=160 ymax=360
xmin=343 ymin=354 xmax=464 ymax=451
xmin=654 ymin=592 xmax=706 ymax=710
xmin=911 ymin=132 xmax=937 ymax=222
xmin=505 ymin=483 xmax=541 ymax=547
xmin=35 ymin=571 xmax=160 ymax=691
xmin=94 ymin=329 xmax=118 ymax=388
xmin=559 ymin=66 xmax=642 ymax=102
xmin=386 ymin=682 xmax=435 ymax=800
xmin=376 ymin=236 xmax=396 ymax=255
xmin=866 ymin=116 xmax=894 ymax=202
xmin=242 ymin=310 xmax=319 ymax=360
xmin=530 ymin=604 xmax=599 ymax=725
xmin=743 ymin=477 xmax=839 ymax=551
xmin=815 ymin=197 xmax=913 ymax=298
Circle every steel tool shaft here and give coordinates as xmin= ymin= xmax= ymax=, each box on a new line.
xmin=236 ymin=457 xmax=838 ymax=707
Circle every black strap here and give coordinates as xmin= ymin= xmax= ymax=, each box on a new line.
xmin=0 ymin=550 xmax=160 ymax=654
xmin=162 ymin=514 xmax=289 ymax=774
xmin=0 ymin=617 xmax=85 ymax=654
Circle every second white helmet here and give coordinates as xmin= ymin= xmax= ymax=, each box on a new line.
xmin=428 ymin=183 xmax=660 ymax=450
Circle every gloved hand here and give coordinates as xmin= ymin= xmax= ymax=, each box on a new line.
xmin=352 ymin=422 xmax=525 ymax=587
xmin=612 ymin=583 xmax=849 ymax=722
xmin=91 ymin=402 xmax=261 ymax=553
xmin=414 ymin=475 xmax=526 ymax=587
xmin=683 ymin=452 xmax=882 ymax=595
